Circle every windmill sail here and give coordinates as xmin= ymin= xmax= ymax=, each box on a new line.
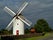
xmin=4 ymin=6 xmax=16 ymax=17
xmin=17 ymin=2 xmax=28 ymax=15
xmin=7 ymin=23 xmax=13 ymax=31
xmin=18 ymin=15 xmax=32 ymax=26
xmin=6 ymin=17 xmax=16 ymax=30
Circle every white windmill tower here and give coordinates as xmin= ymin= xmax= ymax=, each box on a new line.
xmin=4 ymin=2 xmax=32 ymax=35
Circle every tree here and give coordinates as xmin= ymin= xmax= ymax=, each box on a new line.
xmin=34 ymin=19 xmax=51 ymax=33
xmin=25 ymin=28 xmax=30 ymax=33
xmin=0 ymin=29 xmax=12 ymax=35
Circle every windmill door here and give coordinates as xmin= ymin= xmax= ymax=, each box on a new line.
xmin=16 ymin=30 xmax=19 ymax=35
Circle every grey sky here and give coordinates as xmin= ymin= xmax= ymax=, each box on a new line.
xmin=0 ymin=0 xmax=53 ymax=29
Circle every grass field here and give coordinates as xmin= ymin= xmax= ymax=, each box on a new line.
xmin=18 ymin=32 xmax=53 ymax=40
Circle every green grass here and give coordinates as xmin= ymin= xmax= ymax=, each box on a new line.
xmin=27 ymin=32 xmax=53 ymax=40
xmin=18 ymin=32 xmax=53 ymax=40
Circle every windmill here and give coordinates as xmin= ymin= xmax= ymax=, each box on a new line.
xmin=4 ymin=2 xmax=32 ymax=35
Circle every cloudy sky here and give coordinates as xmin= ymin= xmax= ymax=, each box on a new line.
xmin=0 ymin=0 xmax=53 ymax=29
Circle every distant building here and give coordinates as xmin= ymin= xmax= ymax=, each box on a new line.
xmin=30 ymin=27 xmax=36 ymax=33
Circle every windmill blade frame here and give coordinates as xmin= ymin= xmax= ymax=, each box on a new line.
xmin=6 ymin=17 xmax=16 ymax=30
xmin=17 ymin=2 xmax=28 ymax=15
xmin=6 ymin=23 xmax=13 ymax=31
xmin=18 ymin=15 xmax=32 ymax=26
xmin=4 ymin=6 xmax=16 ymax=17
